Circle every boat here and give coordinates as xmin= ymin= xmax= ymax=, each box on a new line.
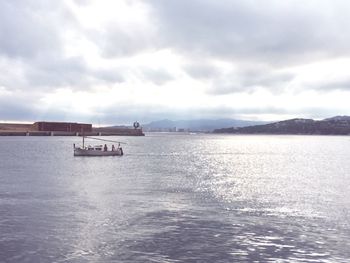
xmin=74 ymin=136 xmax=124 ymax=156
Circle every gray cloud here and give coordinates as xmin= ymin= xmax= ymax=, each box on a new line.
xmin=140 ymin=67 xmax=174 ymax=85
xmin=143 ymin=0 xmax=350 ymax=94
xmin=92 ymin=69 xmax=125 ymax=84
xmin=0 ymin=0 xmax=350 ymax=123
xmin=184 ymin=62 xmax=220 ymax=80
xmin=0 ymin=92 xmax=94 ymax=123
xmin=0 ymin=0 xmax=126 ymax=92
xmin=239 ymin=70 xmax=294 ymax=89
xmin=26 ymin=56 xmax=89 ymax=88
xmin=147 ymin=0 xmax=350 ymax=66
xmin=94 ymin=26 xmax=156 ymax=58
xmin=0 ymin=0 xmax=73 ymax=59
xmin=0 ymin=96 xmax=39 ymax=121
xmin=72 ymin=0 xmax=91 ymax=7
xmin=308 ymin=78 xmax=350 ymax=92
xmin=0 ymin=0 xmax=84 ymax=91
xmin=25 ymin=56 xmax=125 ymax=89
xmin=206 ymin=67 xmax=295 ymax=95
xmin=0 ymin=55 xmax=125 ymax=92
xmin=183 ymin=60 xmax=295 ymax=95
xmin=86 ymin=1 xmax=160 ymax=59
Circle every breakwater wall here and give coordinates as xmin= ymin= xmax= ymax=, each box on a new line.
xmin=0 ymin=122 xmax=145 ymax=136
xmin=92 ymin=127 xmax=144 ymax=136
xmin=0 ymin=130 xmax=144 ymax=136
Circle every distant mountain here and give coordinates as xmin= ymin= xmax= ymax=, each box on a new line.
xmin=142 ymin=119 xmax=267 ymax=132
xmin=213 ymin=116 xmax=350 ymax=135
xmin=324 ymin=115 xmax=350 ymax=122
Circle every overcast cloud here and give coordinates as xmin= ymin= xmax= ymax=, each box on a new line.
xmin=0 ymin=0 xmax=350 ymax=124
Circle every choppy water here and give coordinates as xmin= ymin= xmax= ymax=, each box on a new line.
xmin=0 ymin=134 xmax=350 ymax=262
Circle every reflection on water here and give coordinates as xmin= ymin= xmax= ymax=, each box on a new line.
xmin=121 ymin=210 xmax=345 ymax=263
xmin=0 ymin=134 xmax=350 ymax=262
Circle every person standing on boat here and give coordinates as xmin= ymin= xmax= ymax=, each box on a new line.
xmin=112 ymin=145 xmax=115 ymax=151
xmin=104 ymin=144 xmax=108 ymax=151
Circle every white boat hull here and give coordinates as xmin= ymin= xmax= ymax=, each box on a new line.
xmin=74 ymin=148 xmax=123 ymax=156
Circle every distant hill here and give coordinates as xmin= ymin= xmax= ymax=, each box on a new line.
xmin=142 ymin=119 xmax=267 ymax=132
xmin=213 ymin=116 xmax=350 ymax=135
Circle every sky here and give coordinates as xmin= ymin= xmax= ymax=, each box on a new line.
xmin=1 ymin=0 xmax=350 ymax=125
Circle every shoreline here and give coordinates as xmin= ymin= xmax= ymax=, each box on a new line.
xmin=0 ymin=131 xmax=145 ymax=136
xmin=0 ymin=122 xmax=145 ymax=136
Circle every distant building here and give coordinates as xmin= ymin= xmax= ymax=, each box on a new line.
xmin=33 ymin=122 xmax=92 ymax=132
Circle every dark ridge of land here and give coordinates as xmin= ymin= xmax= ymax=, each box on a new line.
xmin=213 ymin=116 xmax=350 ymax=135
xmin=141 ymin=118 xmax=268 ymax=132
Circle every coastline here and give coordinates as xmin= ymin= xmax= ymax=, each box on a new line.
xmin=0 ymin=123 xmax=145 ymax=136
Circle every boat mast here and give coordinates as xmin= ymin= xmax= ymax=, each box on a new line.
xmin=81 ymin=128 xmax=85 ymax=148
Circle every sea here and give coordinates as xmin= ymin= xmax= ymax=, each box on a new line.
xmin=0 ymin=133 xmax=350 ymax=262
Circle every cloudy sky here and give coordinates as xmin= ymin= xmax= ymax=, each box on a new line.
xmin=1 ymin=0 xmax=350 ymax=125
